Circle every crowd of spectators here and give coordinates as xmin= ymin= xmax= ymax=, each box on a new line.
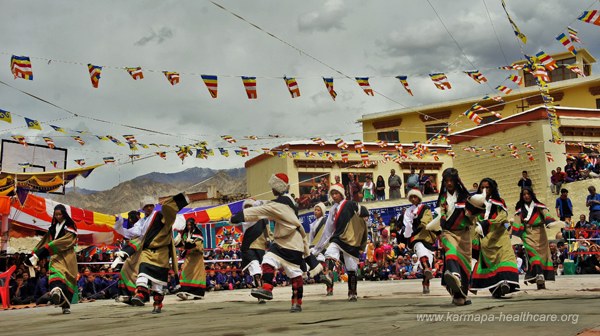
xmin=550 ymin=155 xmax=600 ymax=195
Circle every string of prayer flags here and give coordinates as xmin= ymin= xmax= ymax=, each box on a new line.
xmin=535 ymin=51 xmax=558 ymax=71
xmin=355 ymin=77 xmax=374 ymax=96
xmin=88 ymin=64 xmax=102 ymax=88
xmin=24 ymin=117 xmax=42 ymax=130
xmin=12 ymin=135 xmax=27 ymax=146
xmin=556 ymin=33 xmax=577 ymax=55
xmin=341 ymin=150 xmax=349 ymax=163
xmin=311 ymin=137 xmax=326 ymax=146
xmin=508 ymin=75 xmax=523 ymax=86
xmin=501 ymin=0 xmax=527 ymax=44
xmin=10 ymin=55 xmax=33 ymax=80
xmin=578 ymin=10 xmax=600 ymax=26
xmin=72 ymin=136 xmax=85 ymax=146
xmin=218 ymin=148 xmax=229 ymax=157
xmin=74 ymin=159 xmax=86 ymax=166
xmin=532 ymin=64 xmax=550 ymax=83
xmin=567 ymin=26 xmax=581 ymax=43
xmin=125 ymin=67 xmax=144 ymax=80
xmin=43 ymin=137 xmax=55 ymax=149
xmin=360 ymin=150 xmax=370 ymax=165
xmin=128 ymin=142 xmax=138 ymax=151
xmin=242 ymin=76 xmax=257 ymax=99
xmin=163 ymin=71 xmax=180 ymax=85
xmin=221 ymin=135 xmax=236 ymax=144
xmin=464 ymin=105 xmax=482 ymax=125
xmin=123 ymin=135 xmax=137 ymax=144
xmin=353 ymin=140 xmax=364 ymax=152
xmin=464 ymin=70 xmax=487 ymax=84
xmin=335 ymin=138 xmax=348 ymax=149
xmin=201 ymin=75 xmax=218 ymax=98
xmin=107 ymin=135 xmax=125 ymax=146
xmin=50 ymin=125 xmax=66 ymax=133
xmin=323 ymin=77 xmax=337 ymax=100
xmin=284 ymin=76 xmax=300 ymax=98
xmin=496 ymin=85 xmax=513 ymax=95
xmin=395 ymin=76 xmax=413 ymax=96
xmin=50 ymin=161 xmax=58 ymax=168
xmin=429 ymin=73 xmax=451 ymax=90
xmin=0 ymin=109 xmax=11 ymax=123
xmin=376 ymin=140 xmax=388 ymax=148
xmin=566 ymin=65 xmax=586 ymax=77
xmin=156 ymin=152 xmax=167 ymax=160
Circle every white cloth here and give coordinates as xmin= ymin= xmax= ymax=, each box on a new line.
xmin=135 ymin=275 xmax=163 ymax=292
xmin=54 ymin=221 xmax=65 ymax=239
xmin=308 ymin=216 xmax=325 ymax=244
xmin=245 ymin=260 xmax=262 ymax=276
xmin=483 ymin=199 xmax=493 ymax=220
xmin=523 ymin=202 xmax=535 ymax=222
xmin=445 ymin=191 xmax=457 ymax=219
xmin=312 ymin=201 xmax=342 ymax=254
xmin=262 ymin=251 xmax=303 ymax=278
xmin=115 ymin=212 xmax=155 ymax=239
xmin=414 ymin=242 xmax=434 ymax=266
xmin=324 ymin=242 xmax=358 ymax=271
xmin=403 ymin=205 xmax=418 ymax=238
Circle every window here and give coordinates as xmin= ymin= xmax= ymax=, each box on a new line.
xmin=298 ymin=172 xmax=330 ymax=196
xmin=425 ymin=122 xmax=448 ymax=139
xmin=377 ymin=130 xmax=399 ymax=142
xmin=596 ymin=98 xmax=600 ymax=110
xmin=549 ymin=58 xmax=577 ymax=82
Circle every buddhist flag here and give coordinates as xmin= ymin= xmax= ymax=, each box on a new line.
xmin=545 ymin=152 xmax=554 ymax=162
xmin=218 ymin=148 xmax=229 ymax=157
xmin=10 ymin=55 xmax=33 ymax=80
xmin=464 ymin=70 xmax=487 ymax=84
xmin=107 ymin=135 xmax=125 ymax=146
xmin=221 ymin=135 xmax=236 ymax=143
xmin=284 ymin=76 xmax=300 ymax=98
xmin=12 ymin=135 xmax=27 ymax=146
xmin=123 ymin=135 xmax=137 ymax=144
xmin=156 ymin=152 xmax=167 ymax=160
xmin=335 ymin=138 xmax=348 ymax=149
xmin=447 ymin=149 xmax=455 ymax=157
xmin=501 ymin=0 xmax=527 ymax=44
xmin=380 ymin=151 xmax=391 ymax=161
xmin=201 ymin=75 xmax=218 ymax=98
xmin=578 ymin=10 xmax=600 ymax=26
xmin=103 ymin=157 xmax=116 ymax=164
xmin=23 ymin=117 xmax=42 ymax=130
xmin=163 ymin=71 xmax=180 ymax=85
xmin=50 ymin=160 xmax=58 ymax=168
xmin=566 ymin=65 xmax=586 ymax=77
xmin=532 ymin=65 xmax=550 ymax=83
xmin=74 ymin=159 xmax=86 ymax=166
xmin=360 ymin=150 xmax=370 ymax=165
xmin=0 ymin=109 xmax=12 ymax=123
xmin=355 ymin=77 xmax=374 ymax=96
xmin=139 ymin=143 xmax=149 ymax=149
xmin=88 ymin=64 xmax=102 ymax=88
xmin=242 ymin=76 xmax=257 ymax=99
xmin=43 ymin=137 xmax=55 ymax=149
xmin=72 ymin=136 xmax=85 ymax=146
xmin=323 ymin=77 xmax=337 ymax=100
xmin=353 ymin=140 xmax=364 ymax=152
xmin=239 ymin=146 xmax=249 ymax=157
xmin=508 ymin=75 xmax=523 ymax=86
xmin=496 ymin=85 xmax=512 ymax=95
xmin=96 ymin=135 xmax=109 ymax=140
xmin=128 ymin=142 xmax=138 ymax=151
xmin=311 ymin=137 xmax=326 ymax=146
xmin=50 ymin=125 xmax=66 ymax=133
xmin=429 ymin=73 xmax=451 ymax=90
xmin=556 ymin=33 xmax=577 ymax=55
xmin=125 ymin=67 xmax=144 ymax=80
xmin=535 ymin=51 xmax=558 ymax=71
xmin=567 ymin=26 xmax=582 ymax=43
xmin=376 ymin=140 xmax=387 ymax=147
xmin=464 ymin=106 xmax=482 ymax=125
xmin=395 ymin=75 xmax=413 ymax=96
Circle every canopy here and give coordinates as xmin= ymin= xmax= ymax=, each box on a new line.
xmin=0 ymin=164 xmax=102 ymax=195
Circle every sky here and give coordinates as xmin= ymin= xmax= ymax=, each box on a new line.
xmin=0 ymin=0 xmax=598 ymax=191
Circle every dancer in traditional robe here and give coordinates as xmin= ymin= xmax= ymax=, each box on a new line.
xmin=176 ymin=218 xmax=206 ymax=300
xmin=240 ymin=200 xmax=272 ymax=303
xmin=113 ymin=210 xmax=146 ymax=304
xmin=469 ymin=178 xmax=520 ymax=298
xmin=26 ymin=204 xmax=78 ymax=314
xmin=308 ymin=202 xmax=331 ymax=294
xmin=511 ymin=187 xmax=557 ymax=289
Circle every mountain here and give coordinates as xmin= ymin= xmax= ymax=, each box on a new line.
xmin=48 ymin=167 xmax=246 ymax=214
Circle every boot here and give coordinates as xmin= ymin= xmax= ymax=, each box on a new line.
xmin=152 ymin=293 xmax=164 ymax=314
xmin=131 ymin=286 xmax=149 ymax=306
xmin=251 ymin=287 xmax=274 ymax=300
xmin=536 ymin=274 xmax=546 ymax=290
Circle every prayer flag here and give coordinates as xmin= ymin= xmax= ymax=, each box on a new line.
xmin=323 ymin=77 xmax=337 ymax=100
xmin=556 ymin=33 xmax=577 ymax=55
xmin=201 ymin=75 xmax=218 ymax=98
xmin=429 ymin=73 xmax=451 ymax=90
xmin=88 ymin=64 xmax=102 ymax=88
xmin=10 ymin=55 xmax=33 ymax=80
xmin=355 ymin=77 xmax=374 ymax=96
xmin=242 ymin=76 xmax=257 ymax=99
xmin=395 ymin=75 xmax=413 ymax=96
xmin=163 ymin=71 xmax=180 ymax=85
xmin=284 ymin=76 xmax=300 ymax=98
xmin=125 ymin=67 xmax=144 ymax=80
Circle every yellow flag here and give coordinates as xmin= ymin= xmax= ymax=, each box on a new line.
xmin=25 ymin=117 xmax=42 ymax=130
xmin=0 ymin=109 xmax=12 ymax=123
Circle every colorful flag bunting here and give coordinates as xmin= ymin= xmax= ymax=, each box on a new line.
xmin=535 ymin=51 xmax=558 ymax=70
xmin=355 ymin=77 xmax=374 ymax=96
xmin=218 ymin=148 xmax=229 ymax=157
xmin=464 ymin=107 xmax=482 ymax=125
xmin=239 ymin=146 xmax=250 ymax=157
xmin=376 ymin=140 xmax=387 ymax=147
xmin=334 ymin=138 xmax=348 ymax=149
xmin=163 ymin=71 xmax=180 ymax=85
xmin=429 ymin=73 xmax=451 ymax=90
xmin=72 ymin=136 xmax=85 ymax=146
xmin=360 ymin=150 xmax=370 ymax=165
xmin=128 ymin=142 xmax=138 ymax=151
xmin=129 ymin=154 xmax=141 ymax=160
xmin=567 ymin=26 xmax=582 ymax=43
xmin=447 ymin=150 xmax=455 ymax=157
xmin=496 ymin=85 xmax=513 ymax=95
xmin=323 ymin=77 xmax=337 ymax=101
xmin=311 ymin=137 xmax=326 ymax=146
xmin=123 ymin=135 xmax=137 ymax=144
xmin=242 ymin=76 xmax=257 ymax=99
xmin=0 ymin=109 xmax=11 ymax=124
xmin=103 ymin=157 xmax=116 ymax=164
xmin=501 ymin=0 xmax=527 ymax=44
xmin=156 ymin=152 xmax=167 ymax=160
xmin=566 ymin=65 xmax=586 ymax=77
xmin=395 ymin=75 xmax=413 ymax=96
xmin=74 ymin=159 xmax=86 ymax=166
xmin=508 ymin=74 xmax=523 ymax=86
xmin=43 ymin=137 xmax=55 ymax=149
xmin=12 ymin=135 xmax=27 ymax=146
xmin=10 ymin=55 xmax=33 ymax=80
xmin=125 ymin=67 xmax=144 ymax=80
xmin=578 ymin=10 xmax=600 ymax=26
xmin=341 ymin=150 xmax=349 ymax=163
xmin=24 ymin=117 xmax=42 ymax=130
xmin=532 ymin=65 xmax=550 ymax=83
xmin=50 ymin=125 xmax=66 ymax=133
xmin=353 ymin=140 xmax=364 ymax=152
xmin=556 ymin=33 xmax=577 ymax=55
xmin=201 ymin=75 xmax=218 ymax=98
xmin=221 ymin=135 xmax=236 ymax=143
xmin=88 ymin=64 xmax=102 ymax=88
xmin=107 ymin=135 xmax=125 ymax=146
xmin=464 ymin=70 xmax=487 ymax=84
xmin=284 ymin=76 xmax=301 ymax=98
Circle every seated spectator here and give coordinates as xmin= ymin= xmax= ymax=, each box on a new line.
xmin=410 ymin=254 xmax=423 ymax=278
xmin=10 ymin=274 xmax=34 ymax=305
xmin=565 ymin=159 xmax=580 ymax=182
xmin=579 ymin=247 xmax=600 ymax=274
xmin=81 ymin=274 xmax=102 ymax=300
xmin=575 ymin=214 xmax=591 ymax=229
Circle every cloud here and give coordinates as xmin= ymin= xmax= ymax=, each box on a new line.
xmin=298 ymin=0 xmax=349 ymax=33
xmin=134 ymin=27 xmax=174 ymax=46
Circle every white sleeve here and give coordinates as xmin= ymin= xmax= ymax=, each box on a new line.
xmin=119 ymin=218 xmax=145 ymax=239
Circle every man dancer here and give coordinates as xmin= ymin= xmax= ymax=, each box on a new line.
xmin=231 ymin=173 xmax=309 ymax=313
xmin=113 ymin=193 xmax=189 ymax=313
xmin=311 ymin=184 xmax=369 ymax=301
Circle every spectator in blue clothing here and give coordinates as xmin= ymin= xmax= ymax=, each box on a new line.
xmin=34 ymin=271 xmax=49 ymax=302
xmin=215 ymin=270 xmax=228 ymax=290
xmin=555 ymin=188 xmax=573 ymax=224
xmin=586 ymin=186 xmax=600 ymax=223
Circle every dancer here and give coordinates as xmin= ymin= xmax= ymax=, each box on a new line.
xmin=230 ymin=173 xmax=309 ymax=313
xmin=26 ymin=204 xmax=78 ymax=314
xmin=469 ymin=178 xmax=520 ymax=298
xmin=432 ymin=168 xmax=475 ymax=306
xmin=239 ymin=199 xmax=272 ymax=304
xmin=511 ymin=187 xmax=557 ymax=289
xmin=401 ymin=188 xmax=435 ymax=294
xmin=311 ymin=184 xmax=369 ymax=301
xmin=176 ymin=218 xmax=206 ymax=300
xmin=114 ymin=193 xmax=189 ymax=313
xmin=308 ymin=202 xmax=331 ymax=294
xmin=113 ymin=210 xmax=146 ymax=304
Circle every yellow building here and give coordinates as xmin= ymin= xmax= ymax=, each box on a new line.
xmin=245 ymin=141 xmax=453 ymax=204
xmin=360 ymin=50 xmax=596 ymax=144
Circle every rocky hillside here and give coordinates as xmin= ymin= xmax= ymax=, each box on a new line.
xmin=49 ymin=167 xmax=246 ymax=214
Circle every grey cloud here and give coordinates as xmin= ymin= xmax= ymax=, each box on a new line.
xmin=298 ymin=0 xmax=349 ymax=33
xmin=134 ymin=27 xmax=174 ymax=46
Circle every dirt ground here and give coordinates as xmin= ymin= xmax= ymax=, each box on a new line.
xmin=3 ymin=275 xmax=600 ymax=336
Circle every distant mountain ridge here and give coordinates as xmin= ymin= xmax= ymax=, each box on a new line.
xmin=49 ymin=167 xmax=246 ymax=214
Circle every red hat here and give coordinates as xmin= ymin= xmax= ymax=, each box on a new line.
xmin=269 ymin=173 xmax=289 ymax=193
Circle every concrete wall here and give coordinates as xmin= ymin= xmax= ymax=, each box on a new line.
xmin=246 ymin=154 xmax=288 ymax=200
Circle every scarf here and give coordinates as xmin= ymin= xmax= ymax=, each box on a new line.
xmin=403 ymin=205 xmax=417 ymax=238
xmin=523 ymin=202 xmax=536 ymax=222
